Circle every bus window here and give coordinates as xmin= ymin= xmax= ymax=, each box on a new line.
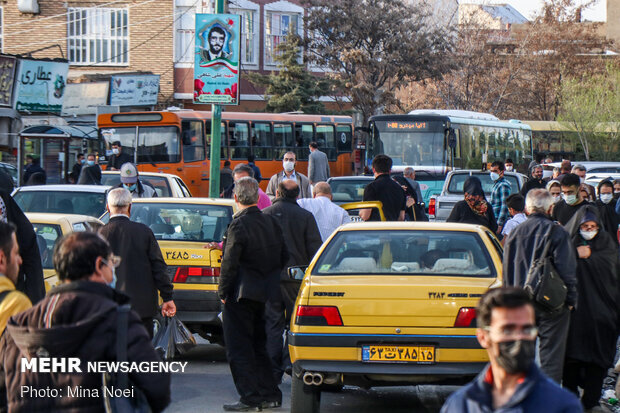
xmin=316 ymin=124 xmax=336 ymax=161
xmin=229 ymin=122 xmax=250 ymax=160
xmin=101 ymin=127 xmax=137 ymax=159
xmin=336 ymin=125 xmax=352 ymax=153
xmin=294 ymin=124 xmax=313 ymax=160
xmin=182 ymin=121 xmax=205 ymax=162
xmin=137 ymin=126 xmax=180 ymax=163
xmin=251 ymin=122 xmax=273 ymax=160
xmin=205 ymin=122 xmax=228 ymax=159
xmin=274 ymin=123 xmax=294 ymax=160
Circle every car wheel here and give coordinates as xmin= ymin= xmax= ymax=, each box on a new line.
xmin=291 ymin=372 xmax=320 ymax=413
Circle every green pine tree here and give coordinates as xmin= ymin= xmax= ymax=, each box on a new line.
xmin=246 ymin=33 xmax=332 ymax=113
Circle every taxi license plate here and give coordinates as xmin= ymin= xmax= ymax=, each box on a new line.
xmin=362 ymin=345 xmax=435 ymax=363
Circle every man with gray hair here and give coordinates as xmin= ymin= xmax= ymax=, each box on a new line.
xmin=503 ymin=188 xmax=577 ymax=384
xmin=298 ymin=182 xmax=351 ymax=242
xmin=99 ymin=188 xmax=175 ymax=337
xmin=520 ymin=164 xmax=546 ymax=197
xmin=219 ymin=177 xmax=288 ymax=411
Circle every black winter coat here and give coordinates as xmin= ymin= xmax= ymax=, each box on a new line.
xmin=503 ymin=213 xmax=578 ymax=308
xmin=99 ymin=216 xmax=173 ymax=318
xmin=447 ymin=200 xmax=498 ymax=233
xmin=0 ymin=281 xmax=170 ymax=412
xmin=218 ymin=206 xmax=288 ymax=303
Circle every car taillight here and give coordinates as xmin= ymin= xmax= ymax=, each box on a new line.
xmin=173 ymin=267 xmax=220 ymax=283
xmin=428 ymin=197 xmax=436 ymax=217
xmin=454 ymin=307 xmax=477 ymax=327
xmin=295 ymin=305 xmax=343 ymax=326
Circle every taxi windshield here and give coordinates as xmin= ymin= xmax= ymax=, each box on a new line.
xmin=313 ymin=230 xmax=495 ymax=277
xmin=127 ymin=203 xmax=233 ymax=242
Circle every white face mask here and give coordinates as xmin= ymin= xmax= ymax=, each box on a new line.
xmin=552 ymin=194 xmax=561 ymax=203
xmin=506 ymin=166 xmax=513 ymax=172
xmin=490 ymin=172 xmax=500 ymax=181
xmin=600 ymin=193 xmax=613 ymax=204
xmin=283 ymin=161 xmax=295 ymax=172
xmin=579 ymin=229 xmax=597 ymax=241
xmin=562 ymin=193 xmax=578 ymax=205
xmin=112 ymin=148 xmax=120 ymax=155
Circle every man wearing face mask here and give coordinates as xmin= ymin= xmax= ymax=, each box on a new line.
xmin=504 ymin=158 xmax=514 ymax=172
xmin=520 ymin=165 xmax=547 ymax=197
xmin=562 ymin=208 xmax=619 ymax=411
xmin=552 ymin=173 xmax=589 ymax=226
xmin=441 ymin=288 xmax=581 ymax=412
xmin=489 ymin=161 xmax=511 ymax=235
xmin=115 ymin=163 xmax=157 ymax=199
xmin=595 ymin=179 xmax=619 ymax=245
xmin=99 ymin=188 xmax=175 ymax=337
xmin=266 ymin=152 xmax=311 ymax=201
xmin=77 ymin=153 xmax=102 ymax=185
xmin=503 ymin=189 xmax=577 ymax=384
xmin=106 ymin=141 xmax=132 ymax=171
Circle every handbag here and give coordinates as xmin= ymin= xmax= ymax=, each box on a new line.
xmin=103 ymin=304 xmax=152 ymax=413
xmin=523 ymin=225 xmax=568 ymax=312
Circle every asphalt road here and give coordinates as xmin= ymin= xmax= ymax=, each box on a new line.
xmin=167 ymin=340 xmax=460 ymax=413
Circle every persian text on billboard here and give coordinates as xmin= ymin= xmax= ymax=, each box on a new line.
xmin=109 ymin=75 xmax=159 ymax=106
xmin=15 ymin=59 xmax=69 ymax=113
xmin=0 ymin=56 xmax=17 ymax=107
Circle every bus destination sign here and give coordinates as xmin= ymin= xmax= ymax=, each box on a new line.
xmin=386 ymin=122 xmax=428 ymax=130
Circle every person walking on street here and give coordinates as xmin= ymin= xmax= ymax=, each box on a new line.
xmin=77 ymin=153 xmax=102 ymax=185
xmin=247 ymin=155 xmax=262 ymax=183
xmin=222 ymin=164 xmax=271 ymax=210
xmin=0 ymin=231 xmax=171 ymax=412
xmin=99 ymin=188 xmax=175 ymax=337
xmin=218 ymin=177 xmax=288 ymax=411
xmin=447 ymin=176 xmax=498 ymax=233
xmin=70 ymin=153 xmax=84 ymax=183
xmin=547 ymin=180 xmax=562 ymax=204
xmin=23 ymin=154 xmax=46 ymax=186
xmin=106 ymin=140 xmax=132 ymax=170
xmin=552 ymin=173 xmax=589 ymax=226
xmin=562 ymin=207 xmax=619 ymax=412
xmin=501 ymin=194 xmax=527 ymax=243
xmin=263 ymin=180 xmax=322 ymax=383
xmin=503 ymin=189 xmax=577 ymax=383
xmin=393 ymin=167 xmax=426 ymax=221
xmin=308 ymin=141 xmax=330 ymax=186
xmin=297 ymin=182 xmax=351 ymax=242
xmin=490 ymin=161 xmax=511 ymax=235
xmin=114 ymin=162 xmax=157 ymax=198
xmin=572 ymin=164 xmax=596 ymax=202
xmin=521 ymin=165 xmax=547 ymax=197
xmin=360 ymin=155 xmax=406 ymax=222
xmin=266 ymin=152 xmax=311 ymax=201
xmin=220 ymin=160 xmax=233 ymax=193
xmin=441 ymin=288 xmax=582 ymax=413
xmin=0 ymin=222 xmax=31 ymax=336
xmin=595 ymin=179 xmax=619 ymax=245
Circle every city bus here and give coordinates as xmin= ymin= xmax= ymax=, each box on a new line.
xmin=363 ymin=110 xmax=533 ymax=204
xmin=97 ymin=110 xmax=354 ymax=196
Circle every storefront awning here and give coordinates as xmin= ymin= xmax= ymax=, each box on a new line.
xmin=19 ymin=124 xmax=98 ymax=139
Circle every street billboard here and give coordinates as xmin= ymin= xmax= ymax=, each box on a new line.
xmin=61 ymin=82 xmax=110 ymax=116
xmin=14 ymin=59 xmax=69 ymax=113
xmin=109 ymin=74 xmax=159 ymax=106
xmin=194 ymin=14 xmax=240 ymax=105
xmin=0 ymin=56 xmax=17 ymax=107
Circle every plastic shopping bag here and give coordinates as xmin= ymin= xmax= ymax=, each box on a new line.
xmin=152 ymin=317 xmax=175 ymax=360
xmin=171 ymin=317 xmax=196 ymax=355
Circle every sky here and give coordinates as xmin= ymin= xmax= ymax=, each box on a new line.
xmin=461 ymin=0 xmax=607 ymax=21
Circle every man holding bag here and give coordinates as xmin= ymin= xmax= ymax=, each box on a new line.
xmin=502 ymin=189 xmax=577 ymax=383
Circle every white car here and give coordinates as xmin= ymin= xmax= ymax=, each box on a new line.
xmin=12 ymin=185 xmax=111 ymax=218
xmin=101 ymin=171 xmax=192 ymax=197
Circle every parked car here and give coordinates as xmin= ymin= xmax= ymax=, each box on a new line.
xmin=288 ymin=221 xmax=503 ymax=413
xmin=27 ymin=212 xmax=104 ymax=291
xmin=101 ymin=171 xmax=192 ymax=197
xmin=340 ymin=201 xmax=385 ymax=222
xmin=327 ymin=176 xmax=374 ymax=205
xmin=0 ymin=162 xmax=17 ymax=186
xmin=431 ymin=170 xmax=526 ymax=221
xmin=100 ymin=197 xmax=236 ymax=343
xmin=12 ymin=185 xmax=111 ymax=218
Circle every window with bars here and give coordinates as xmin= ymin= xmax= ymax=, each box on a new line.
xmin=174 ymin=6 xmax=196 ymax=63
xmin=67 ymin=8 xmax=129 ymax=65
xmin=264 ymin=11 xmax=301 ymax=66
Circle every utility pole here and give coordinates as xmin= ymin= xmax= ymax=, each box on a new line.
xmin=208 ymin=0 xmax=225 ymax=198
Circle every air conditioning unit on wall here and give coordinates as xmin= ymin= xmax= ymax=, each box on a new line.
xmin=18 ymin=0 xmax=39 ymax=14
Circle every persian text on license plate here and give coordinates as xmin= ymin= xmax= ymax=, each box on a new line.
xmin=361 ymin=345 xmax=435 ymax=363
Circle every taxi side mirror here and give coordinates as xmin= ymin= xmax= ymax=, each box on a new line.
xmin=288 ymin=266 xmax=307 ymax=281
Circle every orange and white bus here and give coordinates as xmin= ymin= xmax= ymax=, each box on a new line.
xmin=97 ymin=110 xmax=354 ymax=197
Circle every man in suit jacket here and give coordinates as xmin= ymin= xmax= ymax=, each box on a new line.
xmin=99 ymin=188 xmax=175 ymax=337
xmin=266 ymin=152 xmax=312 ymax=200
xmin=262 ymin=180 xmax=322 ymax=384
xmin=218 ymin=177 xmax=288 ymax=411
xmin=307 ymin=141 xmax=330 ymax=185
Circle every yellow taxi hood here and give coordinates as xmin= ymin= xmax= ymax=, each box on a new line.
xmin=306 ymin=275 xmax=499 ymax=328
xmin=157 ymin=240 xmax=222 ymax=267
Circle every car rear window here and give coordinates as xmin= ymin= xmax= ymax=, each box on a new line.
xmin=14 ymin=191 xmax=107 ymax=217
xmin=330 ymin=179 xmax=372 ymax=203
xmin=100 ymin=175 xmax=172 ymax=197
xmin=312 ymin=230 xmax=495 ymax=277
xmin=447 ymin=173 xmax=519 ymax=195
xmin=104 ymin=203 xmax=233 ymax=242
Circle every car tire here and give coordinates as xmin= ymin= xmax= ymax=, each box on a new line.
xmin=291 ymin=372 xmax=320 ymax=413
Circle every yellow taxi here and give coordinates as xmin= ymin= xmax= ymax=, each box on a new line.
xmin=287 ymin=222 xmax=503 ymax=413
xmin=26 ymin=213 xmax=104 ymax=291
xmin=101 ymin=198 xmax=236 ymax=343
